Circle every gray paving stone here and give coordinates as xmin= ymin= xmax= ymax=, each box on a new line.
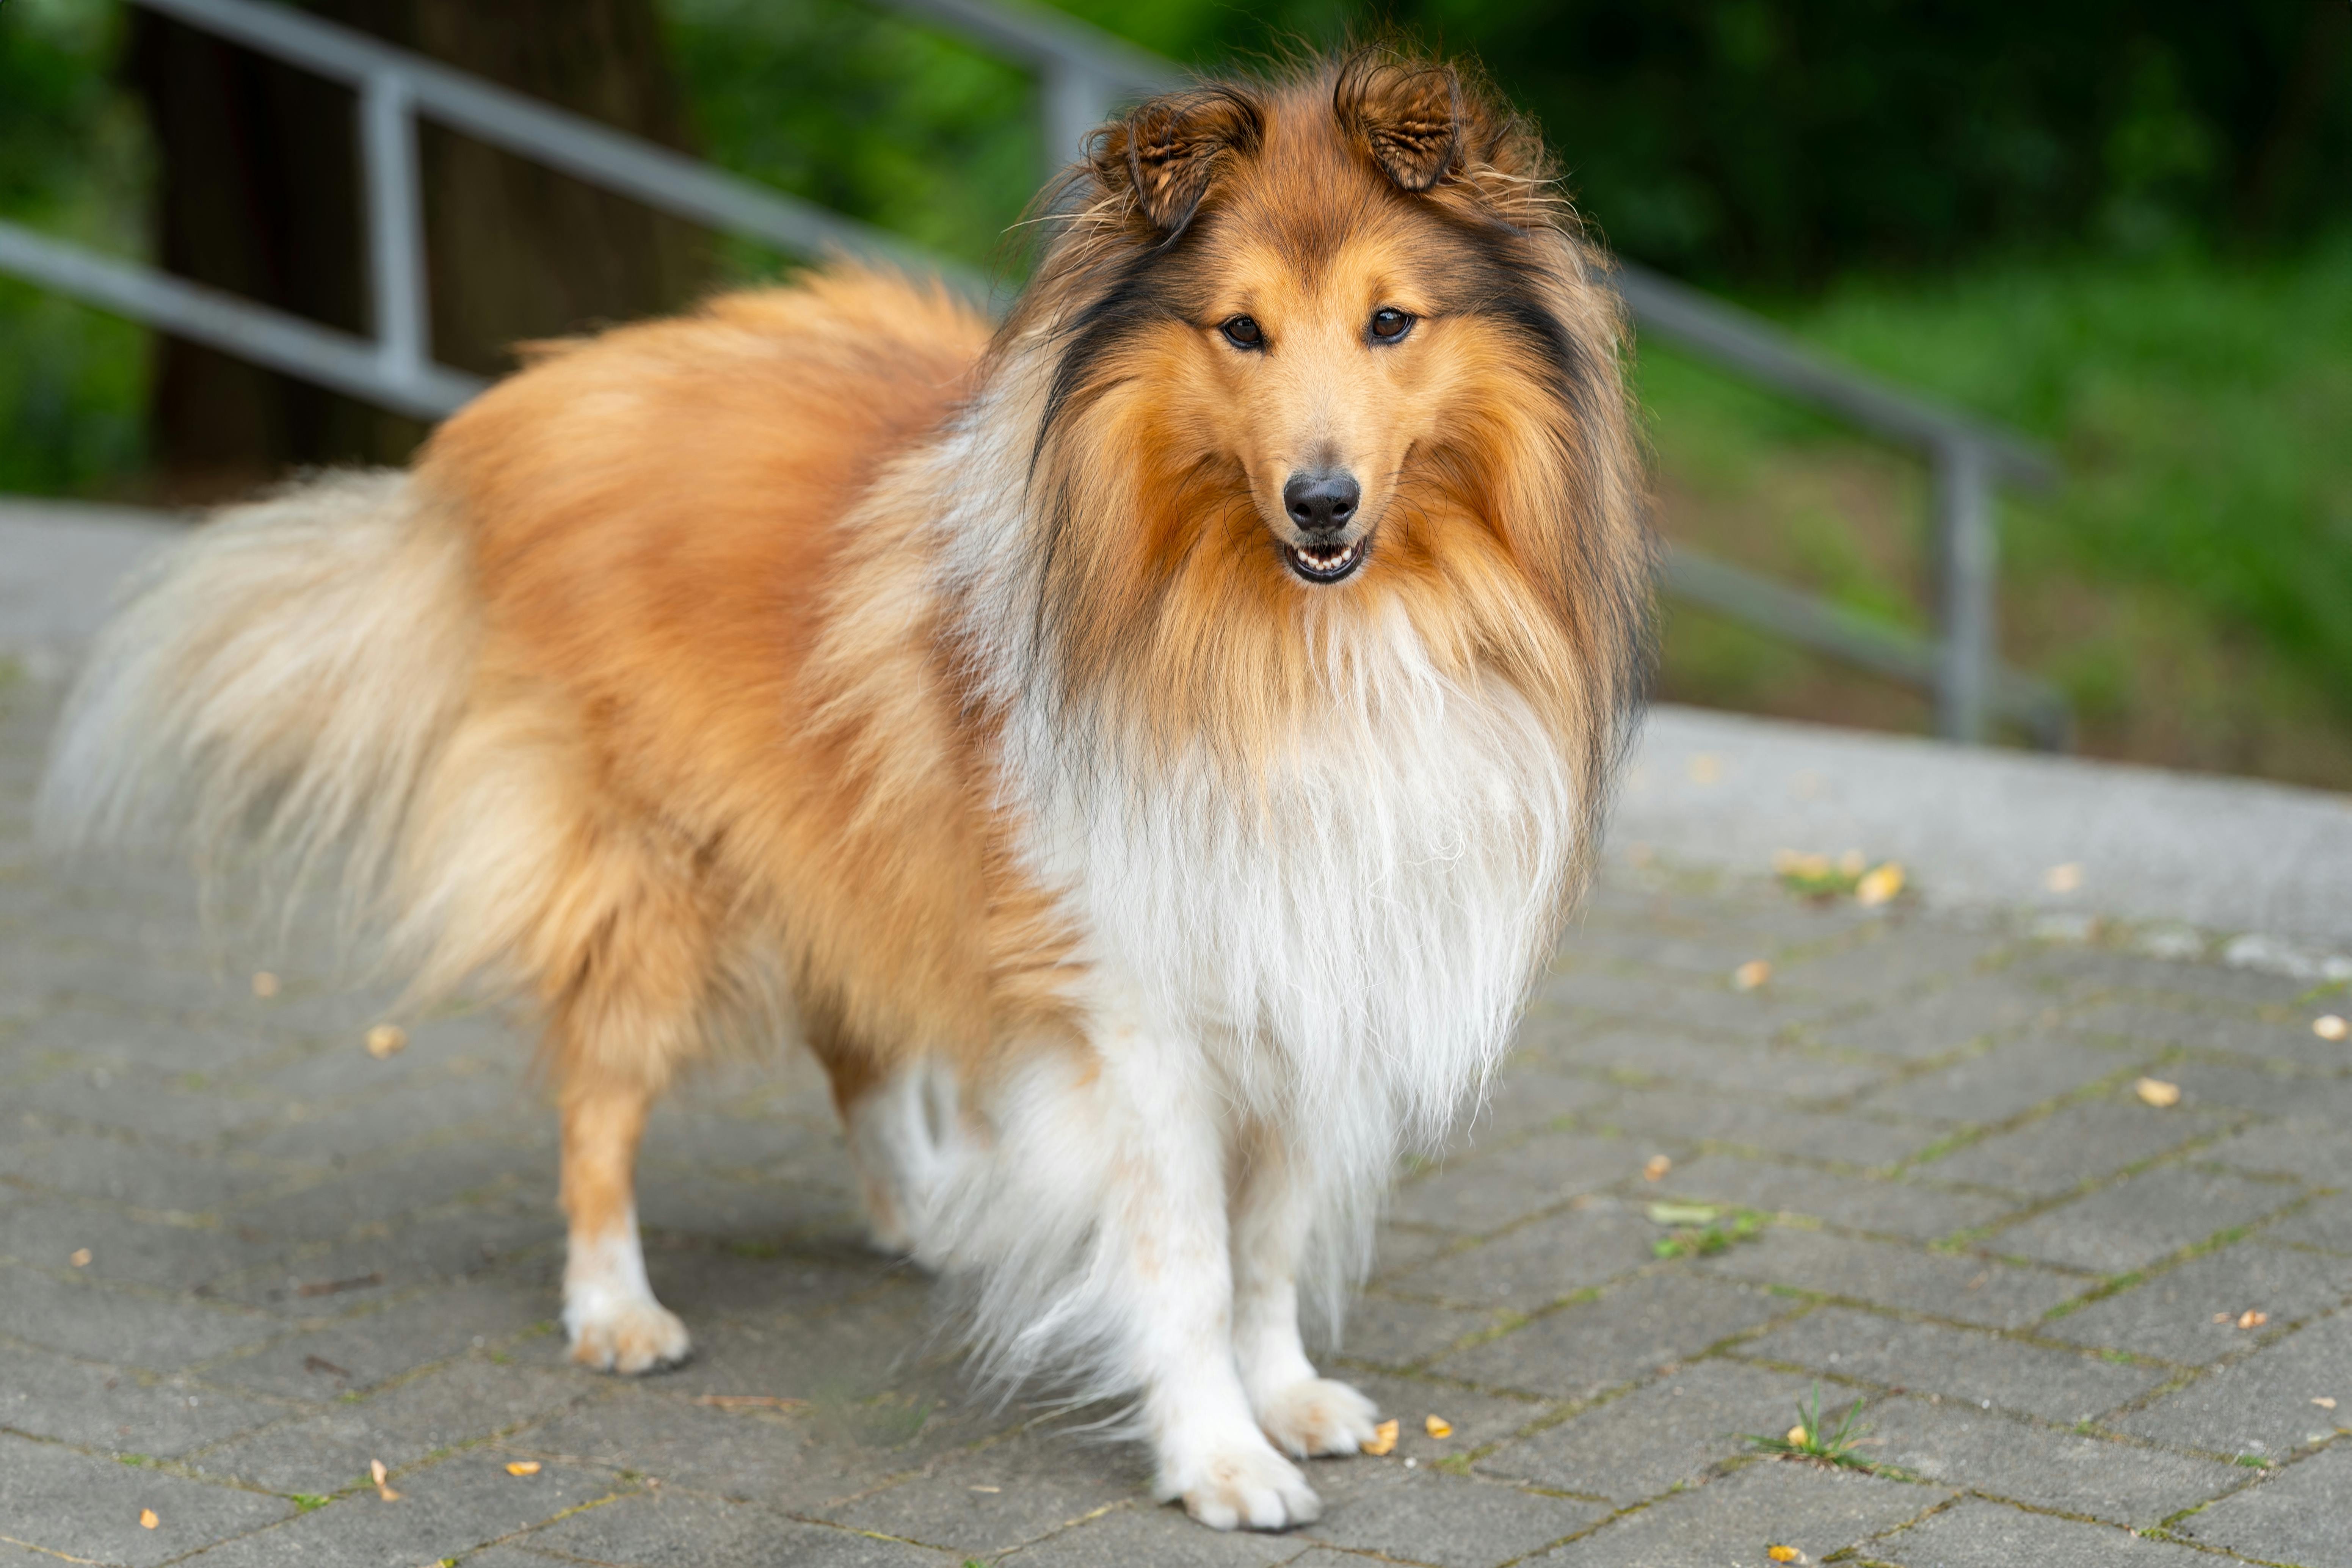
xmin=0 ymin=1432 xmax=292 ymax=1567
xmin=524 ymin=1488 xmax=961 ymax=1566
xmin=2158 ymin=1060 xmax=2352 ymax=1120
xmin=1919 ymin=1098 xmax=2230 ymax=1198
xmin=0 ymin=1127 xmax=308 ymax=1212
xmin=1735 ymin=1306 xmax=2166 ymax=1423
xmin=1457 ymin=1060 xmax=1619 ymax=1138
xmin=2113 ymin=1308 xmax=2352 ymax=1460
xmin=1532 ymin=1455 xmax=1949 ymax=1566
xmin=1436 ymin=1271 xmax=1789 ymax=1399
xmin=1337 ymin=1292 xmax=1503 ymax=1369
xmin=1700 ymin=1227 xmax=2084 ymax=1329
xmin=1385 ymin=1198 xmax=1660 ymax=1312
xmin=2071 ymin=999 xmax=2347 ymax=1070
xmin=1814 ymin=975 xmax=2062 ymax=1062
xmin=1537 ymin=968 xmax=1841 ymax=1042
xmin=2016 ymin=950 xmax=2313 ymax=1010
xmin=1855 ymin=1036 xmax=2138 ymax=1127
xmin=2042 ymin=1241 xmax=2352 ymax=1365
xmin=1388 ymin=1132 xmax=1646 ymax=1234
xmin=1769 ymin=925 xmax=2008 ymax=999
xmin=1656 ymin=1153 xmax=2016 ymax=1241
xmin=2172 ymin=1443 xmax=2352 ymax=1566
xmin=1994 ymin=1166 xmax=2305 ymax=1275
xmin=1858 ymin=1396 xmax=2242 ymax=1527
xmin=187 ymin=1355 xmax=588 ymax=1494
xmin=825 ymin=1425 xmax=1149 ymax=1556
xmin=0 ymin=1343 xmax=287 ymax=1458
xmin=0 ymin=1259 xmax=281 ymax=1369
xmin=1300 ymin=1460 xmax=1602 ymax=1567
xmin=517 ymin=1384 xmax=952 ymax=1515
xmin=1870 ymin=1497 xmax=2219 ymax=1565
xmin=1477 ymin=1358 xmax=1821 ymax=1503
xmin=1003 ymin=1502 xmax=1309 ymax=1566
xmin=1549 ymin=1024 xmax=1886 ymax=1101
xmin=0 ymin=1195 xmax=286 ymax=1295
xmin=2272 ymin=1191 xmax=2352 ymax=1253
xmin=2204 ymin=1119 xmax=2352 ymax=1186
xmin=170 ymin=1448 xmax=625 ymax=1566
xmin=1606 ymin=1088 xmax=1932 ymax=1169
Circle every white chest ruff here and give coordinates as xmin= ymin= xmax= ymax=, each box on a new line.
xmin=1013 ymin=641 xmax=1577 ymax=1151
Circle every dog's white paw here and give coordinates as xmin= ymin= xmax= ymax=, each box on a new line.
xmin=1256 ymin=1376 xmax=1381 ymax=1458
xmin=1158 ymin=1429 xmax=1322 ymax=1531
xmin=564 ymin=1293 xmax=691 ymax=1375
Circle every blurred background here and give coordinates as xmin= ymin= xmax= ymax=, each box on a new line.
xmin=2 ymin=0 xmax=2348 ymax=784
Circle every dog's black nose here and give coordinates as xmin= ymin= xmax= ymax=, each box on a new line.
xmin=1283 ymin=470 xmax=1359 ymax=533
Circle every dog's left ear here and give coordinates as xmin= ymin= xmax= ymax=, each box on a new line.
xmin=1337 ymin=59 xmax=1466 ymax=192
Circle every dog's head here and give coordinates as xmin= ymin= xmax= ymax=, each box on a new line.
xmin=1010 ymin=50 xmax=1649 ymax=788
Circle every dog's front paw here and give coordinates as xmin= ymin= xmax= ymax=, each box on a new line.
xmin=564 ymin=1293 xmax=691 ymax=1375
xmin=1256 ymin=1376 xmax=1381 ymax=1458
xmin=1157 ymin=1430 xmax=1322 ymax=1531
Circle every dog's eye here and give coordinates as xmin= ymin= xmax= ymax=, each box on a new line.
xmin=1220 ymin=315 xmax=1264 ymax=349
xmin=1369 ymin=307 xmax=1415 ymax=343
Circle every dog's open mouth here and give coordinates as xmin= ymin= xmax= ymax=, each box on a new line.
xmin=1283 ymin=537 xmax=1366 ymax=584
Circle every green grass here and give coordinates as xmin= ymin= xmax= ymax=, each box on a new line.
xmin=1744 ymin=1381 xmax=1874 ymax=1469
xmin=1642 ymin=238 xmax=2352 ymax=786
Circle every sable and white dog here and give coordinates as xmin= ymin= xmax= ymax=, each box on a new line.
xmin=42 ymin=53 xmax=1650 ymax=1530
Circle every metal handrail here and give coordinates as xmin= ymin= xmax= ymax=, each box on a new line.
xmin=0 ymin=0 xmax=2067 ymax=747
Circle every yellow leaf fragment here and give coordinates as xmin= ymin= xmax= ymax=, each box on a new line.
xmin=1786 ymin=1423 xmax=1809 ymax=1446
xmin=2314 ymin=1014 xmax=2349 ymax=1043
xmin=2134 ymin=1077 xmax=2182 ymax=1108
xmin=2044 ymin=863 xmax=2084 ymax=893
xmin=1424 ymin=1414 xmax=1453 ymax=1438
xmin=1363 ymin=1418 xmax=1399 ymax=1457
xmin=2214 ymin=1312 xmax=2232 ymax=1323
xmin=1643 ymin=1154 xmax=1672 ymax=1181
xmin=2238 ymin=1309 xmax=2269 ymax=1330
xmin=1769 ymin=1547 xmax=1805 ymax=1564
xmin=140 ymin=1509 xmax=159 ymax=1530
xmin=1733 ymin=959 xmax=1772 ymax=991
xmin=69 ymin=1248 xmax=91 ymax=1267
xmin=364 ymin=1024 xmax=407 ymax=1060
xmin=370 ymin=1457 xmax=401 ymax=1501
xmin=505 ymin=1461 xmax=541 ymax=1476
xmin=251 ymin=971 xmax=279 ymax=998
xmin=1855 ymin=862 xmax=1905 ymax=906
xmin=2313 ymin=1397 xmax=2338 ymax=1410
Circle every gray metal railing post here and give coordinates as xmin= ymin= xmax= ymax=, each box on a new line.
xmin=1042 ymin=61 xmax=1114 ymax=172
xmin=359 ymin=70 xmax=431 ymax=400
xmin=1931 ymin=441 xmax=1996 ymax=744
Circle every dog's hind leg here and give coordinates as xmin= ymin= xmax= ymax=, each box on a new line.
xmin=543 ymin=854 xmax=717 ymax=1375
xmin=1231 ymin=1121 xmax=1380 ymax=1459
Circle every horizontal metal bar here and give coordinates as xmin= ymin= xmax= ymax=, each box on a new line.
xmin=1662 ymin=545 xmax=2070 ymax=747
xmin=135 ymin=0 xmax=990 ymax=301
xmin=876 ymin=0 xmax=1182 ymax=94
xmin=0 ymin=219 xmax=483 ymax=420
xmin=1617 ymin=264 xmax=2056 ymax=489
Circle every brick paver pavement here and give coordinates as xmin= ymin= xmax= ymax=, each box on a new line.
xmin=5 ymin=671 xmax=2349 ymax=1568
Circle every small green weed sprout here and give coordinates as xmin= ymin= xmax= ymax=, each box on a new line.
xmin=1745 ymin=1381 xmax=1872 ymax=1469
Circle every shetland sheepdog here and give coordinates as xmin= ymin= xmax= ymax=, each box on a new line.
xmin=41 ymin=52 xmax=1650 ymax=1529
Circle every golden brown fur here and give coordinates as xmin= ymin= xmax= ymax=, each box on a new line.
xmin=45 ymin=49 xmax=1652 ymax=1520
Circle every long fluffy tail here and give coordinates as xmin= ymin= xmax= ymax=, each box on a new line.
xmin=37 ymin=470 xmax=480 ymax=947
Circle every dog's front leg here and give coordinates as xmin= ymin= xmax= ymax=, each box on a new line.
xmin=559 ymin=1070 xmax=690 ymax=1373
xmin=1094 ymin=1019 xmax=1322 ymax=1530
xmin=1232 ymin=1122 xmax=1380 ymax=1458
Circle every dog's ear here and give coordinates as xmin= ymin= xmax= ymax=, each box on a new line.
xmin=1337 ymin=58 xmax=1465 ymax=193
xmin=1095 ymin=87 xmax=1263 ymax=234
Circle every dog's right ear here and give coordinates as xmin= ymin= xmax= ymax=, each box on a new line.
xmin=1093 ymin=87 xmax=1263 ymax=235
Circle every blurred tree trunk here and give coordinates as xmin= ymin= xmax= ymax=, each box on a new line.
xmin=127 ymin=0 xmax=706 ymax=498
